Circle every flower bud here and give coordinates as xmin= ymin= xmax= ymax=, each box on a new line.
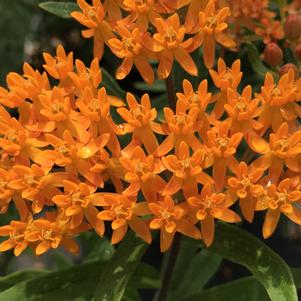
xmin=295 ymin=44 xmax=301 ymax=60
xmin=263 ymin=43 xmax=283 ymax=67
xmin=279 ymin=63 xmax=299 ymax=79
xmin=284 ymin=14 xmax=301 ymax=40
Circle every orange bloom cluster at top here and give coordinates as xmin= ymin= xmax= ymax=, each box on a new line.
xmin=0 ymin=44 xmax=301 ymax=254
xmin=71 ymin=0 xmax=285 ymax=82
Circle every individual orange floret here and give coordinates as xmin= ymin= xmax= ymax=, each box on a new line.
xmin=39 ymin=87 xmax=91 ymax=143
xmin=45 ymin=130 xmax=110 ymax=185
xmin=0 ymin=168 xmax=15 ymax=214
xmin=144 ymin=13 xmax=197 ymax=79
xmin=162 ymin=141 xmax=212 ymax=198
xmin=176 ymin=79 xmax=211 ymax=140
xmin=108 ymin=26 xmax=154 ymax=84
xmin=119 ymin=146 xmax=166 ymax=201
xmin=249 ymin=123 xmax=301 ymax=183
xmin=43 ymin=45 xmax=74 ymax=81
xmin=228 ymin=162 xmax=264 ymax=222
xmin=76 ymin=86 xmax=123 ymax=156
xmin=155 ymin=99 xmax=201 ymax=157
xmin=258 ymin=178 xmax=301 ymax=239
xmin=187 ymin=183 xmax=241 ymax=247
xmin=120 ymin=0 xmax=161 ymax=32
xmin=0 ymin=106 xmax=53 ymax=168
xmin=209 ymin=58 xmax=242 ymax=120
xmin=148 ymin=195 xmax=201 ymax=252
xmin=25 ymin=214 xmax=82 ymax=255
xmin=225 ymin=85 xmax=262 ymax=135
xmin=184 ymin=0 xmax=209 ymax=33
xmin=67 ymin=58 xmax=102 ymax=93
xmin=117 ymin=93 xmax=163 ymax=154
xmin=257 ymin=69 xmax=298 ymax=133
xmin=255 ymin=13 xmax=284 ymax=44
xmin=8 ymin=164 xmax=66 ymax=214
xmin=0 ymin=63 xmax=50 ymax=108
xmin=52 ymin=180 xmax=104 ymax=236
xmin=96 ymin=193 xmax=152 ymax=244
xmin=192 ymin=0 xmax=235 ymax=69
xmin=205 ymin=121 xmax=243 ymax=191
xmin=0 ymin=220 xmax=31 ymax=256
xmin=71 ymin=0 xmax=114 ymax=60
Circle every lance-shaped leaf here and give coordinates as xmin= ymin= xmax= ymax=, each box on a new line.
xmin=39 ymin=2 xmax=79 ymax=19
xmin=207 ymin=223 xmax=297 ymax=301
xmin=92 ymin=232 xmax=148 ymax=301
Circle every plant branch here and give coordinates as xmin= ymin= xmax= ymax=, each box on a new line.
xmin=165 ymin=72 xmax=177 ymax=112
xmin=153 ymin=233 xmax=181 ymax=301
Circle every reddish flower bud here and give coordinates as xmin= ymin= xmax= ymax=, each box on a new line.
xmin=263 ymin=43 xmax=283 ymax=67
xmin=279 ymin=63 xmax=299 ymax=79
xmin=284 ymin=14 xmax=301 ymax=40
xmin=295 ymin=44 xmax=301 ymax=60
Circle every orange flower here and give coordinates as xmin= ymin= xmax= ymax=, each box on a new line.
xmin=249 ymin=123 xmax=301 ymax=183
xmin=184 ymin=0 xmax=209 ymax=33
xmin=188 ymin=183 xmax=241 ymax=246
xmin=255 ymin=13 xmax=284 ymax=44
xmin=52 ymin=180 xmax=104 ymax=236
xmin=0 ymin=168 xmax=15 ymax=214
xmin=108 ymin=26 xmax=154 ymax=84
xmin=209 ymin=58 xmax=242 ymax=120
xmin=8 ymin=164 xmax=65 ymax=214
xmin=96 ymin=193 xmax=152 ymax=244
xmin=256 ymin=70 xmax=298 ymax=133
xmin=205 ymin=121 xmax=243 ymax=191
xmin=144 ymin=13 xmax=197 ymax=78
xmin=0 ymin=220 xmax=30 ymax=256
xmin=148 ymin=196 xmax=201 ymax=252
xmin=162 ymin=141 xmax=212 ymax=198
xmin=117 ymin=93 xmax=163 ymax=154
xmin=25 ymin=214 xmax=81 ymax=255
xmin=225 ymin=85 xmax=262 ymax=135
xmin=0 ymin=107 xmax=53 ymax=168
xmin=259 ymin=178 xmax=301 ymax=238
xmin=68 ymin=57 xmax=102 ymax=92
xmin=0 ymin=63 xmax=50 ymax=108
xmin=76 ymin=86 xmax=123 ymax=156
xmin=155 ymin=99 xmax=202 ymax=157
xmin=119 ymin=146 xmax=166 ymax=201
xmin=176 ymin=79 xmax=211 ymax=140
xmin=120 ymin=0 xmax=161 ymax=32
xmin=71 ymin=0 xmax=114 ymax=60
xmin=192 ymin=1 xmax=235 ymax=69
xmin=43 ymin=45 xmax=74 ymax=80
xmin=228 ymin=162 xmax=264 ymax=222
xmin=45 ymin=130 xmax=110 ymax=185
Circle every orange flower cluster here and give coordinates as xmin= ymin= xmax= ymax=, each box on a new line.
xmin=0 ymin=42 xmax=301 ymax=255
xmin=71 ymin=0 xmax=286 ymax=82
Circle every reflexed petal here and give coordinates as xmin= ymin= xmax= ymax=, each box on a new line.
xmin=263 ymin=209 xmax=280 ymax=239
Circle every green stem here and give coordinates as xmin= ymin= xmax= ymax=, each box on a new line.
xmin=153 ymin=233 xmax=181 ymax=301
xmin=165 ymin=72 xmax=177 ymax=112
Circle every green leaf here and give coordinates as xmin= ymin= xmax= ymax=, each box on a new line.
xmin=101 ymin=68 xmax=126 ymax=99
xmin=0 ymin=269 xmax=49 ymax=292
xmin=207 ymin=223 xmax=298 ymax=301
xmin=246 ymin=43 xmax=271 ymax=79
xmin=38 ymin=2 xmax=79 ymax=19
xmin=168 ymin=248 xmax=222 ymax=300
xmin=183 ymin=268 xmax=301 ymax=301
xmin=92 ymin=232 xmax=148 ymax=301
xmin=0 ymin=257 xmax=154 ymax=301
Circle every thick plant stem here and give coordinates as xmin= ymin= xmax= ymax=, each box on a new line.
xmin=153 ymin=234 xmax=181 ymax=301
xmin=165 ymin=72 xmax=177 ymax=112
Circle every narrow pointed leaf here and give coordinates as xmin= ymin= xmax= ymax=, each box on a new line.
xmin=38 ymin=2 xmax=79 ymax=19
xmin=207 ymin=223 xmax=297 ymax=301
